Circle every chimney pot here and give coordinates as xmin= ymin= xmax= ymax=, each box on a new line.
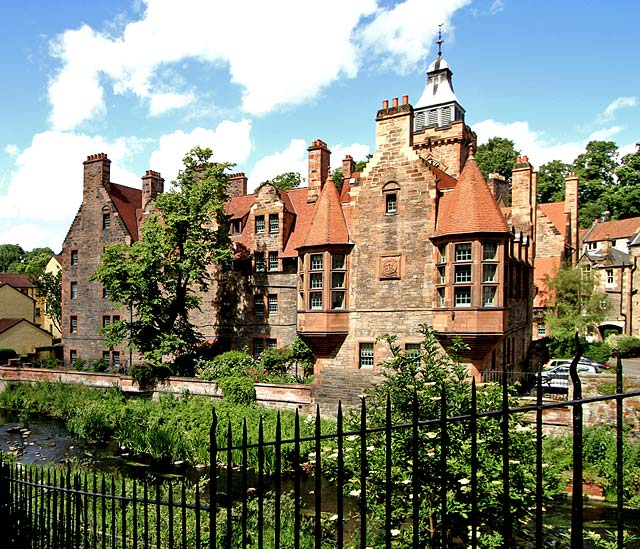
xmin=402 ymin=95 xmax=408 ymax=105
xmin=392 ymin=97 xmax=398 ymax=107
xmin=382 ymin=100 xmax=389 ymax=109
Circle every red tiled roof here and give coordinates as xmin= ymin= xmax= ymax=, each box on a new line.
xmin=109 ymin=183 xmax=142 ymax=241
xmin=428 ymin=163 xmax=457 ymax=190
xmin=433 ymin=155 xmax=509 ymax=237
xmin=283 ymin=188 xmax=316 ymax=256
xmin=0 ymin=273 xmax=35 ymax=289
xmin=339 ymin=172 xmax=360 ymax=202
xmin=226 ymin=194 xmax=255 ymax=220
xmin=0 ymin=318 xmax=23 ymax=334
xmin=583 ymin=216 xmax=640 ymax=243
xmin=533 ymin=256 xmax=560 ymax=308
xmin=299 ymin=180 xmax=350 ymax=249
xmin=538 ymin=202 xmax=568 ymax=239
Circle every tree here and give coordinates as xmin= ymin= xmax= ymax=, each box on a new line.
xmin=18 ymin=248 xmax=55 ymax=275
xmin=270 ymin=171 xmax=303 ymax=190
xmin=609 ymin=144 xmax=640 ymax=219
xmin=331 ymin=154 xmax=373 ymax=190
xmin=544 ymin=264 xmax=607 ymax=356
xmin=92 ymin=147 xmax=234 ymax=368
xmin=537 ymin=160 xmax=572 ymax=203
xmin=328 ymin=324 xmax=554 ymax=547
xmin=0 ymin=244 xmax=24 ymax=272
xmin=475 ymin=137 xmax=520 ymax=182
xmin=33 ymin=269 xmax=62 ymax=334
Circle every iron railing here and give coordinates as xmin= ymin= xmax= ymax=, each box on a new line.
xmin=0 ymin=355 xmax=639 ymax=548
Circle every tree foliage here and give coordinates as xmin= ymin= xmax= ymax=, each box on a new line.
xmin=537 ymin=159 xmax=572 ymax=203
xmin=270 ymin=171 xmax=303 ymax=190
xmin=475 ymin=137 xmax=520 ymax=182
xmin=32 ymin=269 xmax=62 ymax=334
xmin=0 ymin=244 xmax=24 ymax=272
xmin=324 ymin=324 xmax=555 ymax=547
xmin=92 ymin=147 xmax=233 ymax=368
xmin=544 ymin=264 xmax=607 ymax=355
xmin=0 ymin=245 xmax=54 ymax=275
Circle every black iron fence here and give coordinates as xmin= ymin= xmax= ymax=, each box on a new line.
xmin=0 ymin=356 xmax=639 ymax=548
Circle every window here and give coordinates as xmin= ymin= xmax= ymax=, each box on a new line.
xmin=483 ymin=264 xmax=497 ymax=283
xmin=454 ymin=287 xmax=471 ymax=307
xmin=455 ymin=264 xmax=471 ymax=283
xmin=455 ymin=243 xmax=472 ymax=262
xmin=311 ymin=254 xmax=323 ymax=270
xmin=255 ymin=215 xmax=265 ymax=234
xmin=269 ymin=214 xmax=279 ymax=233
xmin=103 ymin=286 xmax=110 ymax=299
xmin=255 ymin=252 xmax=265 ymax=272
xmin=331 ymin=253 xmax=346 ymax=310
xmin=606 ymin=269 xmax=614 ymax=287
xmin=70 ymin=350 xmax=77 ymax=364
xmin=310 ymin=272 xmax=323 ymax=289
xmin=266 ymin=338 xmax=277 ymax=350
xmin=587 ymin=242 xmax=597 ymax=251
xmin=268 ymin=251 xmax=278 ymax=271
xmin=385 ymin=193 xmax=397 ymax=214
xmin=252 ymin=338 xmax=264 ymax=357
xmin=254 ymin=295 xmax=264 ymax=317
xmin=102 ymin=315 xmax=111 ymax=328
xmin=437 ymin=287 xmax=446 ymax=307
xmin=482 ymin=286 xmax=496 ymax=307
xmin=112 ymin=315 xmax=120 ymax=323
xmin=359 ymin=342 xmax=374 ymax=368
xmin=102 ymin=351 xmax=110 ymax=362
xmin=102 ymin=213 xmax=111 ymax=230
xmin=310 ymin=292 xmax=323 ymax=310
xmin=112 ymin=351 xmax=120 ymax=367
xmin=537 ymin=323 xmax=547 ymax=337
xmin=230 ymin=220 xmax=241 ymax=235
xmin=332 ymin=254 xmax=345 ymax=270
xmin=268 ymin=294 xmax=278 ymax=315
xmin=70 ymin=281 xmax=78 ymax=299
xmin=70 ymin=316 xmax=78 ymax=333
xmin=437 ymin=245 xmax=447 ymax=264
xmin=70 ymin=250 xmax=78 ymax=266
xmin=36 ymin=307 xmax=41 ymax=317
xmin=405 ymin=343 xmax=421 ymax=356
xmin=483 ymin=242 xmax=497 ymax=261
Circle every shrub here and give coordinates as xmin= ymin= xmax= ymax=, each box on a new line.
xmin=258 ymin=347 xmax=292 ymax=376
xmin=90 ymin=359 xmax=110 ymax=373
xmin=218 ymin=375 xmax=256 ymax=406
xmin=0 ymin=349 xmax=17 ymax=364
xmin=606 ymin=335 xmax=640 ymax=358
xmin=130 ymin=363 xmax=158 ymax=389
xmin=72 ymin=358 xmax=86 ymax=371
xmin=584 ymin=341 xmax=611 ymax=364
xmin=195 ymin=350 xmax=255 ymax=381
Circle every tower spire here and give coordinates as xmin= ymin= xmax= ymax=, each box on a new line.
xmin=437 ymin=23 xmax=444 ymax=56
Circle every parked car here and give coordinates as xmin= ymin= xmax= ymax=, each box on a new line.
xmin=543 ymin=357 xmax=608 ymax=371
xmin=535 ymin=363 xmax=601 ymax=392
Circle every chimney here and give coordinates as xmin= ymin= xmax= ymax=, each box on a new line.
xmin=511 ymin=155 xmax=534 ymax=236
xmin=342 ymin=155 xmax=356 ymax=180
xmin=307 ymin=139 xmax=331 ymax=203
xmin=487 ymin=173 xmax=508 ymax=204
xmin=141 ymin=170 xmax=164 ymax=214
xmin=564 ymin=172 xmax=579 ymax=265
xmin=228 ymin=172 xmax=248 ymax=198
xmin=83 ymin=153 xmax=111 ymax=200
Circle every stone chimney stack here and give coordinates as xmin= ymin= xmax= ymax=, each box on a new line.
xmin=487 ymin=173 xmax=509 ymax=204
xmin=307 ymin=139 xmax=331 ymax=203
xmin=83 ymin=153 xmax=111 ymax=201
xmin=141 ymin=170 xmax=164 ymax=214
xmin=511 ymin=155 xmax=534 ymax=236
xmin=228 ymin=172 xmax=248 ymax=198
xmin=564 ymin=172 xmax=580 ymax=265
xmin=342 ymin=155 xmax=356 ymax=180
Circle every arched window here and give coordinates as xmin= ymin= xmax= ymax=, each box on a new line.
xmin=382 ymin=182 xmax=400 ymax=215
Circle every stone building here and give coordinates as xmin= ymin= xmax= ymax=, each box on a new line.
xmin=61 ymin=49 xmax=544 ymax=401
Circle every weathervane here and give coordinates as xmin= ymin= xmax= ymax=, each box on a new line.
xmin=437 ymin=23 xmax=444 ymax=56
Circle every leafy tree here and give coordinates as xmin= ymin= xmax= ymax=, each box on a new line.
xmin=544 ymin=264 xmax=607 ymax=356
xmin=475 ymin=137 xmax=520 ymax=182
xmin=326 ymin=324 xmax=555 ymax=548
xmin=92 ymin=147 xmax=233 ymax=369
xmin=18 ymin=247 xmax=55 ymax=275
xmin=32 ymin=269 xmax=62 ymax=334
xmin=608 ymin=144 xmax=640 ymax=219
xmin=537 ymin=159 xmax=572 ymax=203
xmin=616 ymin=143 xmax=640 ymax=187
xmin=331 ymin=154 xmax=373 ymax=189
xmin=270 ymin=171 xmax=303 ymax=190
xmin=0 ymin=244 xmax=24 ymax=272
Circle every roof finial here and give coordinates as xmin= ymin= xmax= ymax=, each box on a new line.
xmin=437 ymin=23 xmax=444 ymax=56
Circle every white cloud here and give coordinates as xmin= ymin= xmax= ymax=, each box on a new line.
xmin=489 ymin=0 xmax=505 ymax=15
xmin=47 ymin=0 xmax=471 ymax=129
xmin=4 ymin=144 xmax=19 ymax=157
xmin=472 ymin=119 xmax=585 ymax=168
xmin=598 ymin=96 xmax=637 ymax=123
xmin=0 ymin=131 xmax=141 ymax=250
xmin=148 ymin=120 xmax=252 ymax=185
xmin=248 ymin=139 xmax=308 ymax=192
xmin=357 ymin=0 xmax=471 ymax=72
xmin=329 ymin=143 xmax=371 ymax=171
xmin=587 ymin=125 xmax=624 ymax=142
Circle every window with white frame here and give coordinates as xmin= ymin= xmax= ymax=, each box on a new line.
xmin=252 ymin=338 xmax=264 ymax=356
xmin=537 ymin=323 xmax=547 ymax=337
xmin=255 ymin=215 xmax=265 ymax=234
xmin=70 ymin=316 xmax=78 ymax=333
xmin=454 ymin=286 xmax=472 ymax=307
xmin=255 ymin=252 xmax=265 ymax=272
xmin=455 ymin=264 xmax=472 ymax=283
xmin=269 ymin=214 xmax=279 ymax=233
xmin=455 ymin=243 xmax=472 ymax=262
xmin=359 ymin=342 xmax=374 ymax=368
xmin=70 ymin=281 xmax=78 ymax=299
xmin=385 ymin=193 xmax=397 ymax=214
xmin=482 ymin=286 xmax=496 ymax=307
xmin=268 ymin=294 xmax=278 ymax=315
xmin=437 ymin=287 xmax=445 ymax=307
xmin=606 ymin=269 xmax=614 ymax=288
xmin=254 ymin=295 xmax=264 ymax=317
xmin=268 ymin=251 xmax=278 ymax=271
xmin=331 ymin=253 xmax=346 ymax=310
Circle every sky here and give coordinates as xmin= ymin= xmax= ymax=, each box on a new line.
xmin=0 ymin=0 xmax=638 ymax=252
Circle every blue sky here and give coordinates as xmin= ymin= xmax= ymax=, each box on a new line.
xmin=0 ymin=0 xmax=638 ymax=252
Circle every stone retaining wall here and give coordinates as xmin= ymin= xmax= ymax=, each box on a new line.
xmin=0 ymin=366 xmax=314 ymax=414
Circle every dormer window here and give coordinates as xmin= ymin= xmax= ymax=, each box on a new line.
xmin=230 ymin=220 xmax=241 ymax=235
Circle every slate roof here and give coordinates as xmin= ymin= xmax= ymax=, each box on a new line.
xmin=0 ymin=273 xmax=35 ymax=289
xmin=584 ymin=248 xmax=633 ymax=268
xmin=433 ymin=155 xmax=509 ymax=237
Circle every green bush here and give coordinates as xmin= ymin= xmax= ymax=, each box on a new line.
xmin=258 ymin=347 xmax=292 ymax=376
xmin=0 ymin=348 xmax=17 ymax=364
xmin=72 ymin=357 xmax=86 ymax=370
xmin=584 ymin=341 xmax=611 ymax=364
xmin=130 ymin=362 xmax=158 ymax=388
xmin=606 ymin=335 xmax=640 ymax=357
xmin=218 ymin=375 xmax=256 ymax=406
xmin=90 ymin=359 xmax=110 ymax=372
xmin=195 ymin=350 xmax=255 ymax=381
